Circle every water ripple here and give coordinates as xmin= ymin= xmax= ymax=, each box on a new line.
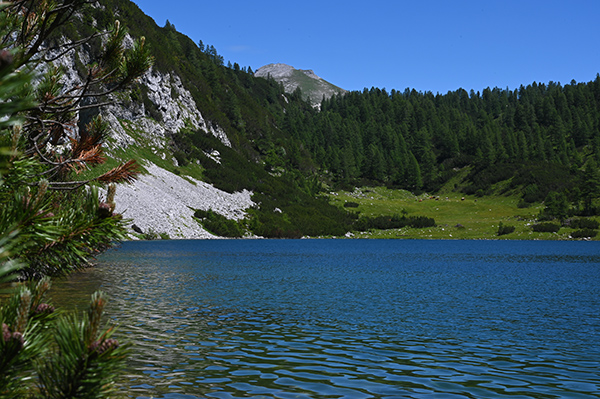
xmin=105 ymin=303 xmax=600 ymax=399
xmin=49 ymin=240 xmax=600 ymax=398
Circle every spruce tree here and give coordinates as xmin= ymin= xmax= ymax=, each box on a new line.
xmin=582 ymin=158 xmax=600 ymax=215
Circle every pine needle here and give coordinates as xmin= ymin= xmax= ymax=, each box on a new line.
xmin=96 ymin=159 xmax=139 ymax=184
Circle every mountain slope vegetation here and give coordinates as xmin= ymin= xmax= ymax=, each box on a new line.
xmin=71 ymin=0 xmax=354 ymax=238
xmin=308 ymin=83 xmax=600 ymax=203
xmin=73 ymin=0 xmax=600 ymax=237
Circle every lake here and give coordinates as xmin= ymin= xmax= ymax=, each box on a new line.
xmin=50 ymin=239 xmax=600 ymax=398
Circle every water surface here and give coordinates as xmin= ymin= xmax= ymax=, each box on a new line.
xmin=51 ymin=239 xmax=600 ymax=398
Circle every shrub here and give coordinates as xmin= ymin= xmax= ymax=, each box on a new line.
xmin=0 ymin=1 xmax=153 ymax=395
xmin=512 ymin=164 xmax=576 ymax=203
xmin=497 ymin=222 xmax=516 ymax=236
xmin=531 ymin=222 xmax=561 ymax=233
xmin=0 ymin=269 xmax=129 ymax=398
xmin=173 ymin=150 xmax=188 ymax=167
xmin=194 ymin=209 xmax=244 ymax=237
xmin=571 ymin=229 xmax=598 ymax=239
xmin=567 ymin=218 xmax=600 ymax=230
xmin=353 ymin=214 xmax=435 ymax=231
xmin=141 ymin=228 xmax=160 ymax=240
xmin=343 ymin=201 xmax=359 ymax=208
xmin=522 ymin=184 xmax=543 ymax=203
xmin=464 ymin=163 xmax=516 ymax=196
xmin=408 ymin=216 xmax=436 ymax=228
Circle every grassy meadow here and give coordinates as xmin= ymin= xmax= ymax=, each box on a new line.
xmin=328 ymin=186 xmax=598 ymax=240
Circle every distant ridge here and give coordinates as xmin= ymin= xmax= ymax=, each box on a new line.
xmin=255 ymin=63 xmax=346 ymax=107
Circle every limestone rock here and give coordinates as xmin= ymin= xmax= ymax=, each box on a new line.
xmin=255 ymin=63 xmax=346 ymax=107
xmin=112 ymin=163 xmax=254 ymax=239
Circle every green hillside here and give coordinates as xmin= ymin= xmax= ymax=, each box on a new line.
xmin=74 ymin=0 xmax=600 ymax=238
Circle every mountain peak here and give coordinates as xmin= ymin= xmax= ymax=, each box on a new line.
xmin=255 ymin=63 xmax=346 ymax=106
xmin=255 ymin=63 xmax=295 ymax=78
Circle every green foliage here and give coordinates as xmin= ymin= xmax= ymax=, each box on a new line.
xmin=35 ymin=292 xmax=129 ymax=398
xmin=354 ymin=214 xmax=436 ymax=231
xmin=540 ymin=191 xmax=570 ymax=221
xmin=0 ymin=178 xmax=130 ymax=278
xmin=521 ymin=184 xmax=543 ymax=204
xmin=247 ymin=194 xmax=356 ymax=238
xmin=581 ymin=158 xmax=600 ymax=215
xmin=531 ymin=222 xmax=561 ymax=233
xmin=0 ymin=2 xmax=149 ymax=396
xmin=1 ymin=225 xmax=126 ymax=397
xmin=80 ymin=0 xmax=600 ymax=233
xmin=70 ymin=0 xmax=600 ymax=228
xmin=0 ymin=0 xmax=152 ymax=278
xmin=159 ymin=232 xmax=171 ymax=240
xmin=96 ymin=0 xmax=318 ymax=173
xmin=464 ymin=164 xmax=518 ymax=196
xmin=343 ymin=201 xmax=360 ymax=208
xmin=497 ymin=222 xmax=516 ymax=236
xmin=137 ymin=228 xmax=170 ymax=240
xmin=0 ymin=272 xmax=128 ymax=398
xmin=194 ymin=209 xmax=244 ymax=238
xmin=512 ymin=164 xmax=576 ymax=204
xmin=172 ymin=128 xmax=353 ymax=238
xmin=567 ymin=217 xmax=600 ymax=230
xmin=570 ymin=229 xmax=598 ymax=239
xmin=294 ymin=80 xmax=600 ymax=199
xmin=310 ymin=81 xmax=600 ymax=192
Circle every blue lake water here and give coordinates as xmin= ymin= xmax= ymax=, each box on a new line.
xmin=51 ymin=239 xmax=600 ymax=398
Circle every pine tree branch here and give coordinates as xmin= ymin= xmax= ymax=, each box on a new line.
xmin=96 ymin=159 xmax=139 ymax=184
xmin=42 ymin=31 xmax=106 ymax=63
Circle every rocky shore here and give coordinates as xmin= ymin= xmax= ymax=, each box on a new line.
xmin=112 ymin=163 xmax=255 ymax=239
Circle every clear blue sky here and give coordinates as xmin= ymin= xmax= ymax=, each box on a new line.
xmin=131 ymin=0 xmax=600 ymax=94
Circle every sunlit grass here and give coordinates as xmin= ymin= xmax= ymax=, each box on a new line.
xmin=329 ymin=186 xmax=597 ymax=240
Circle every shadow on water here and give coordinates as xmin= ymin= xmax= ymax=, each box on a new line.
xmin=49 ymin=239 xmax=600 ymax=398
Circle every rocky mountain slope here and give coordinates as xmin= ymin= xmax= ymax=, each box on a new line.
xmin=53 ymin=7 xmax=245 ymax=238
xmin=62 ymin=0 xmax=600 ymax=242
xmin=55 ymin=0 xmax=347 ymax=239
xmin=112 ymin=163 xmax=253 ymax=239
xmin=255 ymin=63 xmax=346 ymax=106
xmin=95 ymin=64 xmax=241 ymax=238
xmin=98 ymin=67 xmax=245 ymax=238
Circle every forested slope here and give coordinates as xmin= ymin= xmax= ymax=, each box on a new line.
xmin=74 ymin=0 xmax=600 ymax=235
xmin=292 ymin=82 xmax=600 ymax=201
xmin=68 ymin=0 xmax=352 ymax=238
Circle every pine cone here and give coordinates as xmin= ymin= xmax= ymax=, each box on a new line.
xmin=2 ymin=324 xmax=24 ymax=350
xmin=98 ymin=202 xmax=113 ymax=218
xmin=2 ymin=323 xmax=10 ymax=342
xmin=89 ymin=338 xmax=119 ymax=354
xmin=35 ymin=303 xmax=55 ymax=314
